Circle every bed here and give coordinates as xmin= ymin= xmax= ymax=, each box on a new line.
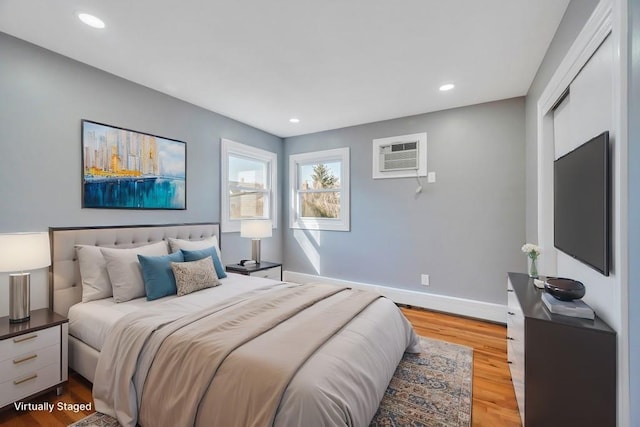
xmin=49 ymin=223 xmax=420 ymax=427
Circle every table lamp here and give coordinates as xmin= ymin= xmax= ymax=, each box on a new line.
xmin=240 ymin=219 xmax=272 ymax=264
xmin=0 ymin=232 xmax=51 ymax=323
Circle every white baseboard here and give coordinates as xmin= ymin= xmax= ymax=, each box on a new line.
xmin=283 ymin=271 xmax=507 ymax=324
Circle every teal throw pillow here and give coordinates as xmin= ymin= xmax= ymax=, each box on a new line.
xmin=181 ymin=246 xmax=227 ymax=279
xmin=138 ymin=251 xmax=185 ymax=300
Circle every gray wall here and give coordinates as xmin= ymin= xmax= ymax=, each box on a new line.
xmin=0 ymin=33 xmax=283 ymax=316
xmin=628 ymin=0 xmax=640 ymax=423
xmin=524 ymin=1 xmax=635 ymax=423
xmin=524 ymin=0 xmax=600 ymax=242
xmin=284 ymin=98 xmax=525 ymax=304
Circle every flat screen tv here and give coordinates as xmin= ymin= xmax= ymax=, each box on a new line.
xmin=554 ymin=131 xmax=610 ymax=276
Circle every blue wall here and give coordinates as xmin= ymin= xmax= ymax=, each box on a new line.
xmin=628 ymin=0 xmax=640 ymax=423
xmin=0 ymin=33 xmax=283 ymax=316
xmin=284 ymin=98 xmax=526 ymax=305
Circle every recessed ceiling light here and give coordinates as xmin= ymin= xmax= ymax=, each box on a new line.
xmin=78 ymin=13 xmax=105 ymax=29
xmin=439 ymin=83 xmax=455 ymax=91
xmin=289 ymin=118 xmax=300 ymax=123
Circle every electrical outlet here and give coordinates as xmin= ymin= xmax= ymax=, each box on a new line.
xmin=421 ymin=274 xmax=430 ymax=286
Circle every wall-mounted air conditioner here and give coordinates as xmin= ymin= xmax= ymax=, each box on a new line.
xmin=372 ymin=132 xmax=427 ymax=179
xmin=379 ymin=141 xmax=419 ymax=172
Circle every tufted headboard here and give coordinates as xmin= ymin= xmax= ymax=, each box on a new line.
xmin=49 ymin=223 xmax=220 ymax=317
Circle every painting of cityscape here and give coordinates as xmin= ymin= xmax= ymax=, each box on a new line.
xmin=82 ymin=120 xmax=186 ymax=209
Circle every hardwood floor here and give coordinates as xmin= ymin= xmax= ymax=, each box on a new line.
xmin=0 ymin=372 xmax=94 ymax=426
xmin=400 ymin=307 xmax=521 ymax=427
xmin=0 ymin=307 xmax=521 ymax=426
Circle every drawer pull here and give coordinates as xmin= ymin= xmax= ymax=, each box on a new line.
xmin=13 ymin=373 xmax=38 ymax=385
xmin=507 ymin=311 xmax=515 ymax=315
xmin=507 ymin=289 xmax=514 ymax=293
xmin=507 ymin=336 xmax=514 ymax=340
xmin=13 ymin=334 xmax=38 ymax=343
xmin=507 ymin=360 xmax=513 ymax=364
xmin=13 ymin=354 xmax=38 ymax=364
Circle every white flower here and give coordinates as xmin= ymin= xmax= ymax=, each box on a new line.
xmin=521 ymin=243 xmax=542 ymax=258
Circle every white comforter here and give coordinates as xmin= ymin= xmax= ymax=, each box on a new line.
xmin=68 ymin=273 xmax=279 ymax=351
xmin=93 ymin=281 xmax=420 ymax=427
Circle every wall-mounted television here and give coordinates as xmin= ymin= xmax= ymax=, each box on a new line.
xmin=554 ymin=131 xmax=610 ymax=276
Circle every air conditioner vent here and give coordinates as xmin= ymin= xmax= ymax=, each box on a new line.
xmin=372 ymin=132 xmax=427 ymax=179
xmin=391 ymin=142 xmax=417 ymax=151
xmin=380 ymin=141 xmax=418 ymax=172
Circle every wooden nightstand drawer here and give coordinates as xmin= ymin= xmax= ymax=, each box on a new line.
xmin=0 ymin=362 xmax=60 ymax=407
xmin=0 ymin=343 xmax=60 ymax=384
xmin=249 ymin=266 xmax=282 ymax=280
xmin=0 ymin=325 xmax=60 ymax=360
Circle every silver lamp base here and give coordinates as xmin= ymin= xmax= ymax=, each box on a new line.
xmin=251 ymin=239 xmax=262 ymax=264
xmin=9 ymin=273 xmax=30 ymax=323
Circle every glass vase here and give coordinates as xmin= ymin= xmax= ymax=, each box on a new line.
xmin=529 ymin=256 xmax=538 ymax=278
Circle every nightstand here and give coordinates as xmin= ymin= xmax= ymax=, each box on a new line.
xmin=0 ymin=308 xmax=68 ymax=409
xmin=226 ymin=261 xmax=283 ymax=281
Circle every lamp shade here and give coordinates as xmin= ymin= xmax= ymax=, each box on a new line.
xmin=0 ymin=232 xmax=51 ymax=272
xmin=240 ymin=220 xmax=273 ymax=239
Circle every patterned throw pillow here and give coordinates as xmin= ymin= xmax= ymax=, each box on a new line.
xmin=171 ymin=256 xmax=220 ymax=296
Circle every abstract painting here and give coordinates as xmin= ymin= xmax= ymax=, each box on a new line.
xmin=81 ymin=120 xmax=186 ymax=209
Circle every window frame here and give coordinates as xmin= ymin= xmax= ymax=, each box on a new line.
xmin=221 ymin=139 xmax=277 ymax=233
xmin=289 ymin=147 xmax=350 ymax=231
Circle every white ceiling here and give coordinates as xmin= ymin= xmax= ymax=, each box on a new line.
xmin=0 ymin=0 xmax=570 ymax=138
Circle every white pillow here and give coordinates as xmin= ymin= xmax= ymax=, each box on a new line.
xmin=168 ymin=236 xmax=221 ymax=259
xmin=76 ymin=245 xmax=113 ymax=302
xmin=101 ymin=241 xmax=169 ymax=303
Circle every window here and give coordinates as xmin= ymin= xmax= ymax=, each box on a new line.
xmin=221 ymin=139 xmax=277 ymax=233
xmin=289 ymin=148 xmax=350 ymax=231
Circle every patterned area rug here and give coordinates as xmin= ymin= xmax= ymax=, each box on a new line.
xmin=69 ymin=337 xmax=472 ymax=427
xmin=68 ymin=412 xmax=120 ymax=427
xmin=371 ymin=337 xmax=473 ymax=427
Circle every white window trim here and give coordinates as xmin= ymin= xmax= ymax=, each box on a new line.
xmin=289 ymin=147 xmax=350 ymax=231
xmin=221 ymin=138 xmax=277 ymax=233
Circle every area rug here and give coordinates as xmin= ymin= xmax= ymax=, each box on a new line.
xmin=370 ymin=337 xmax=473 ymax=427
xmin=69 ymin=337 xmax=472 ymax=427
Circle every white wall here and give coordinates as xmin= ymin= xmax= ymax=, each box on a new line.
xmin=551 ymin=35 xmax=619 ymax=327
xmin=525 ymin=0 xmax=600 ymax=243
xmin=627 ymin=0 xmax=640 ymax=422
xmin=533 ymin=1 xmax=629 ymax=423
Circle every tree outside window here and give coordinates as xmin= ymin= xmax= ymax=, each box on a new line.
xmin=290 ymin=148 xmax=350 ymax=231
xmin=300 ymin=162 xmax=341 ymax=218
